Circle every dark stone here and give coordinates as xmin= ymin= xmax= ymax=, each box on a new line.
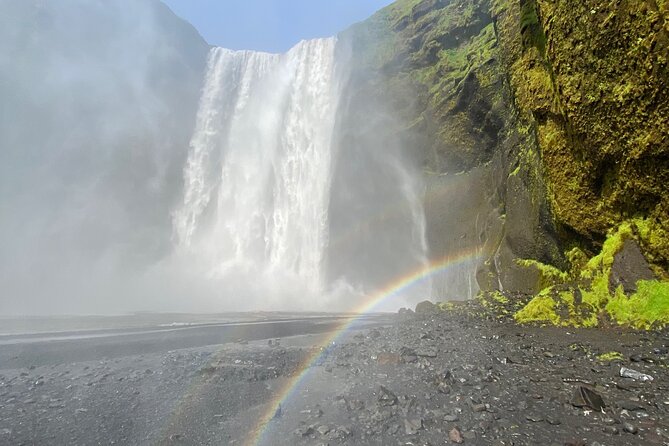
xmin=571 ymin=386 xmax=605 ymax=412
xmin=334 ymin=426 xmax=351 ymax=439
xmin=546 ymin=417 xmax=561 ymax=425
xmin=415 ymin=300 xmax=438 ymax=314
xmin=398 ymin=308 xmax=414 ymax=317
xmin=378 ymin=385 xmax=398 ymax=407
xmin=623 ymin=422 xmax=639 ymax=434
xmin=471 ymin=403 xmax=487 ymax=412
xmin=603 ymin=426 xmax=620 ymax=435
xmin=619 ymin=400 xmax=647 ymax=411
xmin=416 ymin=348 xmax=437 ymax=358
xmin=609 ymin=239 xmax=655 ymax=294
xmin=294 ymin=426 xmax=314 ymax=437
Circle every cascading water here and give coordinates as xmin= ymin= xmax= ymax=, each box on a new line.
xmin=173 ymin=37 xmax=430 ymax=310
xmin=174 ymin=38 xmax=340 ymax=293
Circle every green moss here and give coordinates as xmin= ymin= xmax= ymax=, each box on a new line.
xmin=490 ymin=291 xmax=509 ymax=304
xmin=557 ymin=289 xmax=594 ymax=326
xmin=566 ymin=247 xmax=588 ymax=277
xmin=492 ymin=0 xmax=510 ymax=16
xmin=519 ymin=0 xmax=546 ymax=54
xmin=576 ymin=221 xmax=668 ymax=329
xmin=597 ymin=351 xmax=624 ymax=361
xmin=519 ymin=1 xmax=539 ymax=30
xmin=514 ymin=221 xmax=669 ymax=329
xmin=478 ymin=291 xmax=506 ymax=309
xmin=514 ymin=287 xmax=598 ymax=327
xmin=606 ymin=280 xmax=669 ymax=329
xmin=508 ymin=164 xmax=521 ymax=177
xmin=578 ymin=221 xmax=637 ymax=310
xmin=582 ymin=221 xmax=635 ymax=279
xmin=634 ymin=217 xmax=669 ymax=273
xmin=514 ymin=290 xmax=561 ymax=325
xmin=516 ymin=258 xmax=569 ymax=289
xmin=385 ymin=0 xmax=423 ymax=20
xmin=437 ymin=301 xmax=456 ymax=311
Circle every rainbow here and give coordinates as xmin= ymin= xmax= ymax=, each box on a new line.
xmin=248 ymin=247 xmax=482 ymax=445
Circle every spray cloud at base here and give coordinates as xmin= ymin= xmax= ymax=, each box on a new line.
xmin=168 ymin=37 xmax=431 ymax=312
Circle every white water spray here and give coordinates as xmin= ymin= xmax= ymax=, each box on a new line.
xmin=174 ymin=38 xmax=341 ymax=295
xmin=173 ymin=37 xmax=430 ymax=310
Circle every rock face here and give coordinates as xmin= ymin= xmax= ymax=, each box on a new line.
xmin=345 ymin=0 xmax=669 ymax=297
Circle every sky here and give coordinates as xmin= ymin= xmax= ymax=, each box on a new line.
xmin=162 ymin=0 xmax=394 ymax=53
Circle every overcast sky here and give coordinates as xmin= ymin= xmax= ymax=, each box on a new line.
xmin=162 ymin=0 xmax=393 ymax=53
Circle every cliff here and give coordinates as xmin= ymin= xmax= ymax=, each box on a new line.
xmin=345 ymin=0 xmax=669 ymax=322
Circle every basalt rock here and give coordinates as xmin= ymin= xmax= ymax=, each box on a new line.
xmin=347 ymin=0 xmax=669 ymax=299
xmin=610 ymin=239 xmax=655 ymax=295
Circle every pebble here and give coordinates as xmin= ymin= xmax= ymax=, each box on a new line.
xmin=525 ymin=413 xmax=544 ymax=422
xmin=623 ymin=422 xmax=639 ymax=434
xmin=403 ymin=418 xmax=422 ymax=435
xmin=546 ymin=416 xmax=561 ymax=425
xmin=294 ymin=426 xmax=314 ymax=437
xmin=448 ymin=426 xmax=464 ymax=444
xmin=603 ymin=426 xmax=620 ymax=435
xmin=471 ymin=403 xmax=487 ymax=412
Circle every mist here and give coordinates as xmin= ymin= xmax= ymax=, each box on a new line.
xmin=0 ymin=0 xmax=429 ymax=315
xmin=0 ymin=0 xmax=208 ymax=314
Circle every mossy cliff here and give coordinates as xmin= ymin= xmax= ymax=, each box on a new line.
xmin=514 ymin=220 xmax=669 ymax=329
xmin=343 ymin=0 xmax=506 ymax=172
xmin=497 ymin=0 xmax=669 ymax=268
xmin=346 ymin=0 xmax=669 ymax=313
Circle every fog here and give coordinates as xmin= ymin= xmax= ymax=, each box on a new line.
xmin=0 ymin=0 xmax=208 ymax=314
xmin=0 ymin=0 xmax=430 ymax=315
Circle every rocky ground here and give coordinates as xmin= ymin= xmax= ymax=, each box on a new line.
xmin=264 ymin=302 xmax=669 ymax=445
xmin=0 ymin=304 xmax=667 ymax=445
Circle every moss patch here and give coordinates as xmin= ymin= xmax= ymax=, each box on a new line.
xmin=513 ymin=290 xmax=561 ymax=325
xmin=597 ymin=351 xmax=624 ymax=362
xmin=606 ymin=280 xmax=669 ymax=329
xmin=514 ymin=287 xmax=598 ymax=327
xmin=516 ymin=258 xmax=569 ymax=289
xmin=514 ymin=221 xmax=669 ymax=329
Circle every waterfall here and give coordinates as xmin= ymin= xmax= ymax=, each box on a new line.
xmin=172 ymin=37 xmax=430 ymax=310
xmin=174 ymin=38 xmax=341 ymax=293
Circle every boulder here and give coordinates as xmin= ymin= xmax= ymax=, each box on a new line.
xmin=610 ymin=239 xmax=655 ymax=294
xmin=415 ymin=300 xmax=438 ymax=314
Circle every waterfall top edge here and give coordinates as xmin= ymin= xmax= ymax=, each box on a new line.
xmin=210 ymin=36 xmax=338 ymax=57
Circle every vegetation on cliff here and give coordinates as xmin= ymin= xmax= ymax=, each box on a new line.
xmin=351 ymin=0 xmax=669 ymax=313
xmin=497 ymin=0 xmax=669 ymax=269
xmin=514 ymin=221 xmax=669 ymax=329
xmin=345 ymin=0 xmax=506 ymax=172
